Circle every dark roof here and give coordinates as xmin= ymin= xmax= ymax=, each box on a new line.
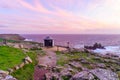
xmin=44 ymin=36 xmax=53 ymax=40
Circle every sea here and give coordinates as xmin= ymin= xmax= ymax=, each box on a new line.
xmin=22 ymin=34 xmax=120 ymax=56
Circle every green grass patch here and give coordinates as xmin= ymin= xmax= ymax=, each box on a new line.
xmin=11 ymin=51 xmax=38 ymax=80
xmin=56 ymin=51 xmax=87 ymax=66
xmin=0 ymin=46 xmax=25 ymax=70
xmin=0 ymin=46 xmax=38 ymax=80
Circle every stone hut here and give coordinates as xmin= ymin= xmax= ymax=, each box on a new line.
xmin=44 ymin=36 xmax=54 ymax=47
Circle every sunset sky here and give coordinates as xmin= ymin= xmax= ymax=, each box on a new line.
xmin=0 ymin=0 xmax=120 ymax=34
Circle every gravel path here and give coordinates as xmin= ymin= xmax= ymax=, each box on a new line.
xmin=34 ymin=48 xmax=57 ymax=80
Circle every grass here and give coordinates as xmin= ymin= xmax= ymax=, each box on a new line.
xmin=11 ymin=51 xmax=38 ymax=80
xmin=0 ymin=45 xmax=38 ymax=80
xmin=0 ymin=46 xmax=25 ymax=70
xmin=56 ymin=51 xmax=87 ymax=66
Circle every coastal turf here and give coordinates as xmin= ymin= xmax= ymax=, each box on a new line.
xmin=0 ymin=46 xmax=38 ymax=80
xmin=0 ymin=46 xmax=25 ymax=70
xmin=11 ymin=51 xmax=38 ymax=80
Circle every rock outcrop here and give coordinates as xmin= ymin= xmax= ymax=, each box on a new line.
xmin=84 ymin=43 xmax=104 ymax=50
xmin=71 ymin=68 xmax=119 ymax=80
xmin=0 ymin=70 xmax=17 ymax=80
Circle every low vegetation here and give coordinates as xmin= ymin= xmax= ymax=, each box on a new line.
xmin=56 ymin=51 xmax=91 ymax=66
xmin=56 ymin=51 xmax=120 ymax=79
xmin=0 ymin=46 xmax=25 ymax=70
xmin=11 ymin=51 xmax=38 ymax=80
xmin=0 ymin=45 xmax=42 ymax=80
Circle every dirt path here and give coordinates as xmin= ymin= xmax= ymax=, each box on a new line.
xmin=38 ymin=50 xmax=57 ymax=67
xmin=34 ymin=48 xmax=57 ymax=80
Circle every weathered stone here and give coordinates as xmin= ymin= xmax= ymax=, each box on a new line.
xmin=45 ymin=72 xmax=61 ymax=80
xmin=90 ymin=68 xmax=119 ymax=80
xmin=19 ymin=62 xmax=25 ymax=68
xmin=106 ymin=53 xmax=119 ymax=58
xmin=14 ymin=66 xmax=20 ymax=70
xmin=96 ymin=63 xmax=106 ymax=68
xmin=52 ymin=66 xmax=63 ymax=72
xmin=89 ymin=64 xmax=97 ymax=69
xmin=69 ymin=61 xmax=83 ymax=70
xmin=60 ymin=68 xmax=72 ymax=77
xmin=71 ymin=68 xmax=119 ymax=80
xmin=0 ymin=70 xmax=17 ymax=80
xmin=116 ymin=62 xmax=120 ymax=66
xmin=38 ymin=64 xmax=47 ymax=68
xmin=24 ymin=56 xmax=32 ymax=63
xmin=7 ymin=69 xmax=14 ymax=73
xmin=45 ymin=72 xmax=52 ymax=80
xmin=93 ymin=57 xmax=101 ymax=60
xmin=0 ymin=70 xmax=9 ymax=75
xmin=80 ymin=58 xmax=90 ymax=64
xmin=5 ymin=75 xmax=16 ymax=80
xmin=70 ymin=71 xmax=95 ymax=80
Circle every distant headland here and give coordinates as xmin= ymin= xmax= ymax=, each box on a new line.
xmin=0 ymin=34 xmax=25 ymax=41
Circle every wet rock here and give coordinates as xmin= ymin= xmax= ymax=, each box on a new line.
xmin=84 ymin=43 xmax=104 ymax=50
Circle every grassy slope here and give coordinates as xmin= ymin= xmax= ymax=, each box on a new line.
xmin=11 ymin=51 xmax=37 ymax=80
xmin=0 ymin=46 xmax=38 ymax=80
xmin=0 ymin=46 xmax=25 ymax=70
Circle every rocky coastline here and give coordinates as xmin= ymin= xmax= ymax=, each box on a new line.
xmin=0 ymin=34 xmax=119 ymax=80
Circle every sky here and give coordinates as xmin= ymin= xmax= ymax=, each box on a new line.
xmin=0 ymin=0 xmax=120 ymax=34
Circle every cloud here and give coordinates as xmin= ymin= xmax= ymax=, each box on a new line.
xmin=0 ymin=0 xmax=120 ymax=34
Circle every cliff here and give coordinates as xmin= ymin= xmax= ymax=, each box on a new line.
xmin=0 ymin=34 xmax=25 ymax=41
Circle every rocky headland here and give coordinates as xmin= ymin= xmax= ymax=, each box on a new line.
xmin=0 ymin=34 xmax=119 ymax=80
xmin=0 ymin=34 xmax=25 ymax=41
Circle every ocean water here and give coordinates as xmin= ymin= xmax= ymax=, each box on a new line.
xmin=22 ymin=34 xmax=120 ymax=56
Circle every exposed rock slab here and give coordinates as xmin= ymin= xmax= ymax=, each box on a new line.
xmin=71 ymin=68 xmax=119 ymax=80
xmin=90 ymin=68 xmax=119 ymax=80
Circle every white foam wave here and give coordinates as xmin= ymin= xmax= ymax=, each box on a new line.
xmin=93 ymin=46 xmax=120 ymax=56
xmin=24 ymin=38 xmax=33 ymax=41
